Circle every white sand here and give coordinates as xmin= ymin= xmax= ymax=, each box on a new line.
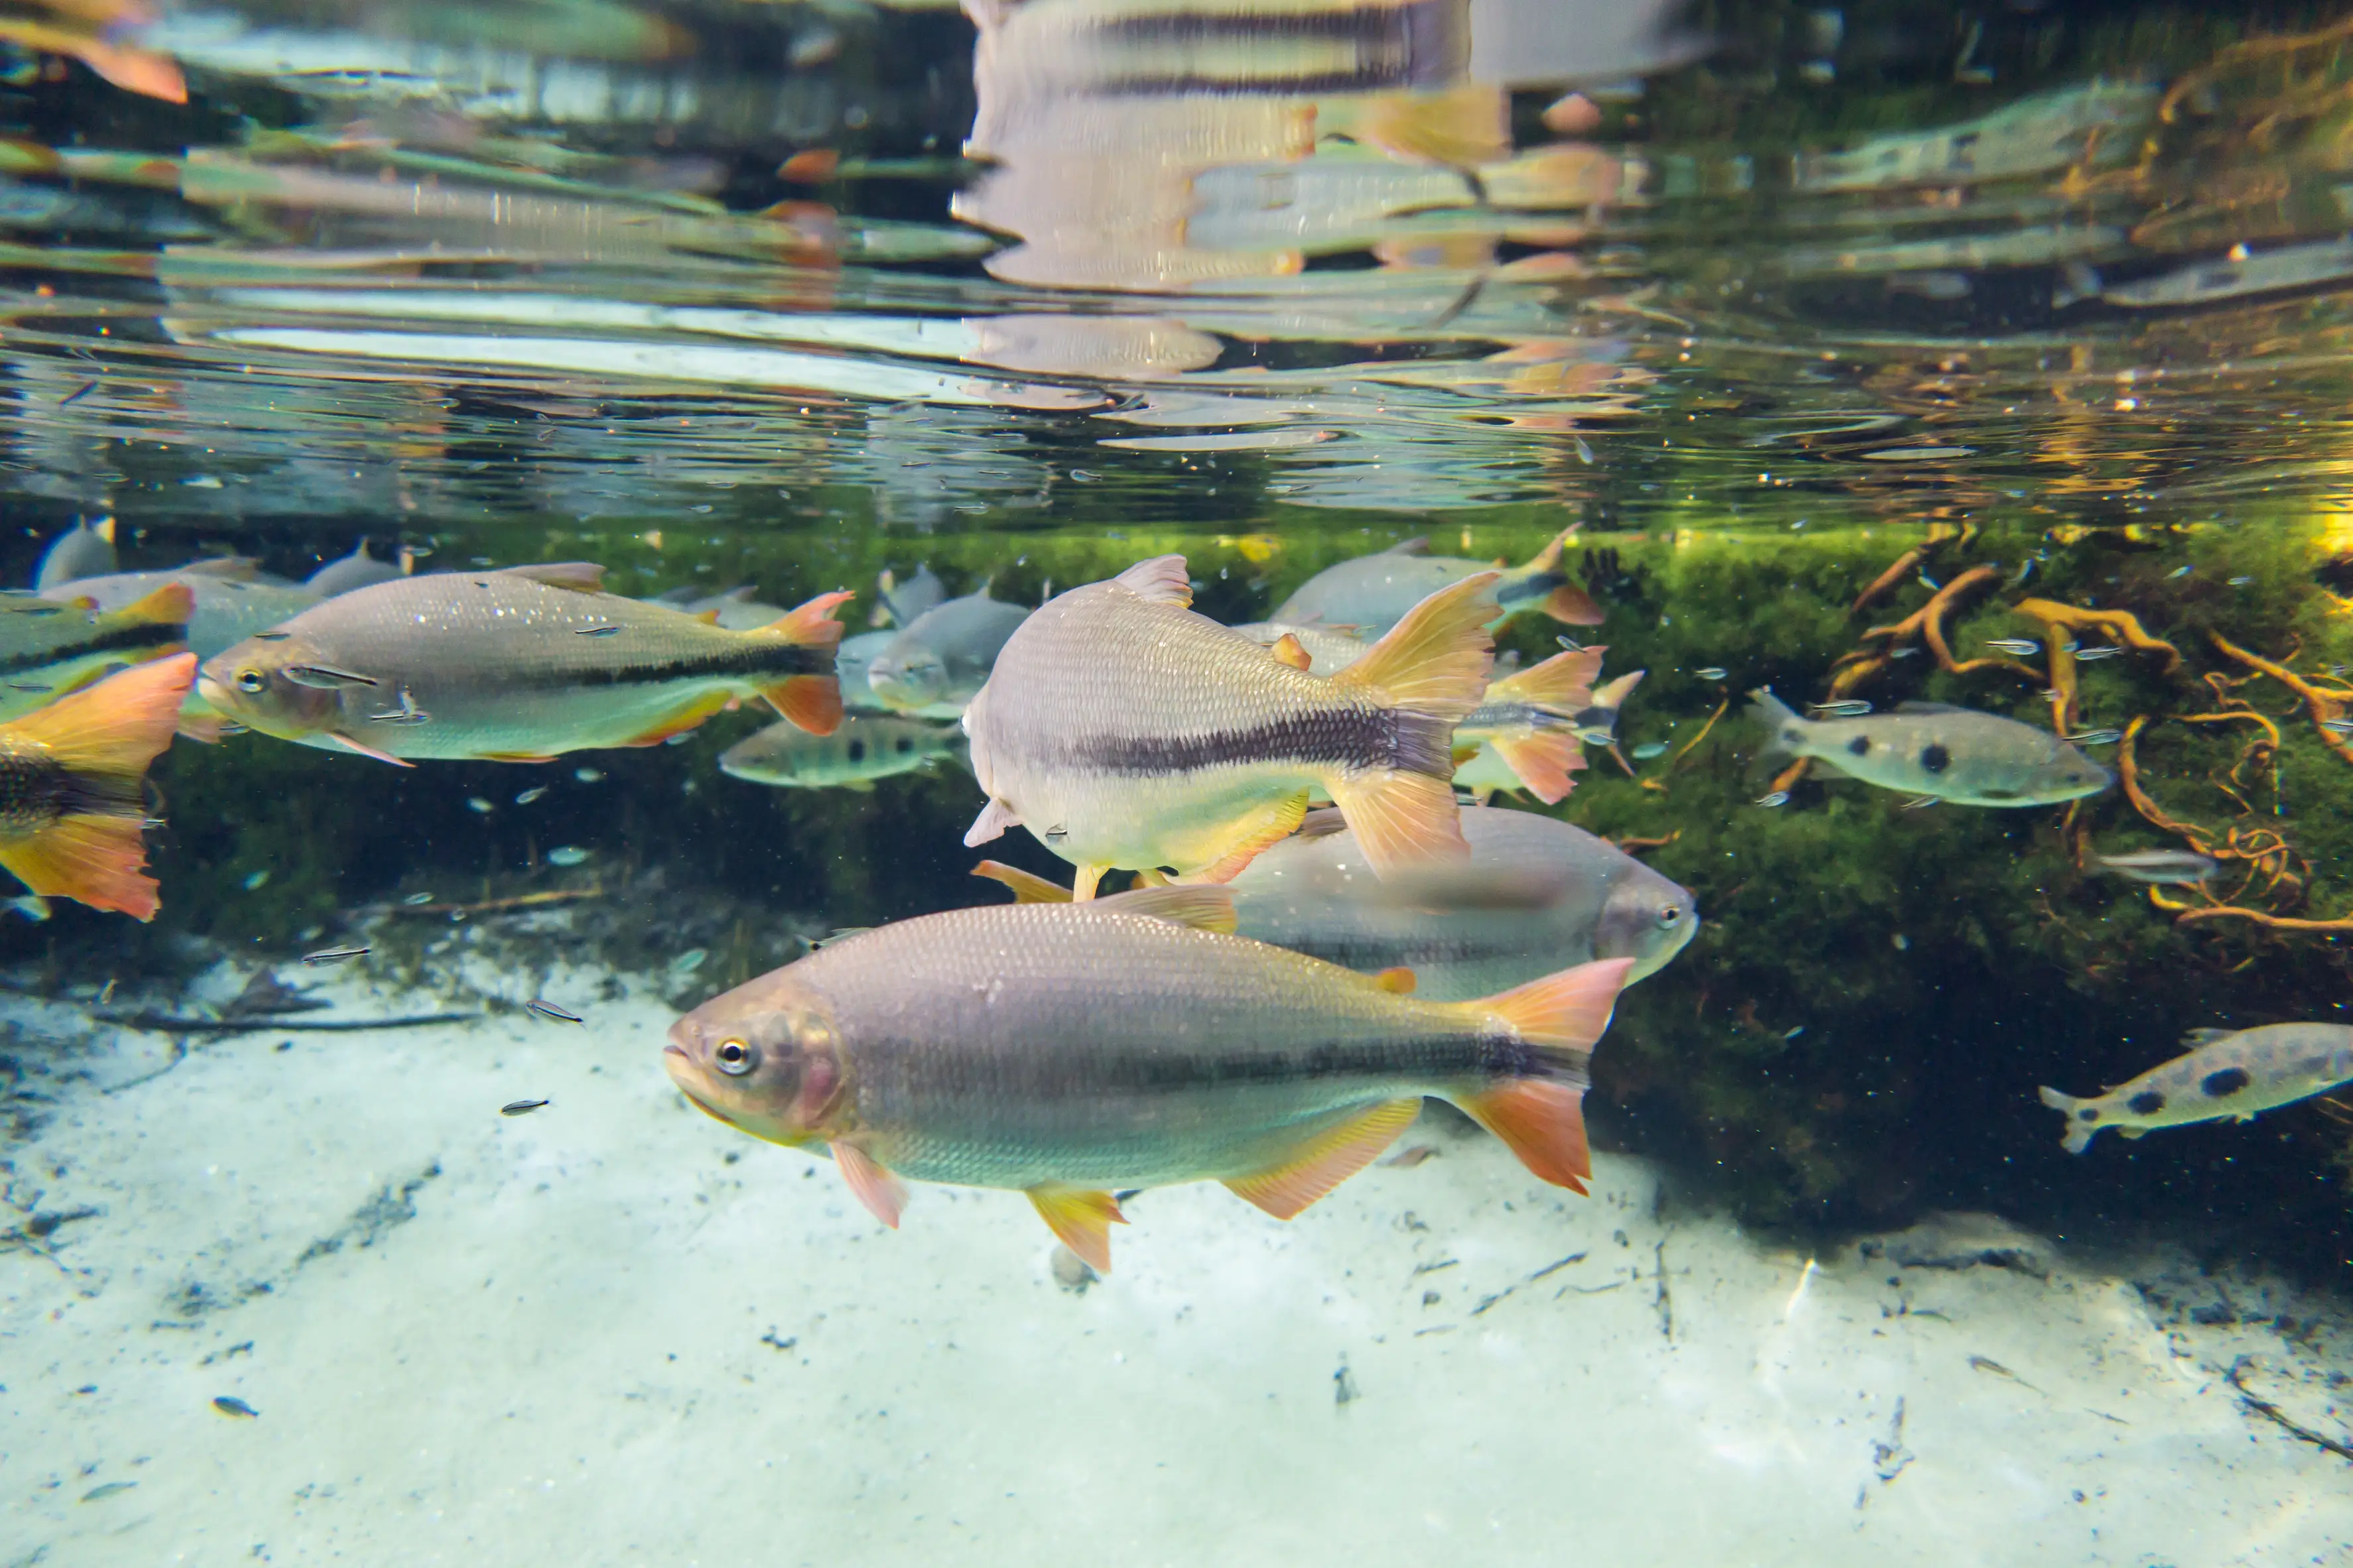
xmin=5 ymin=964 xmax=2351 ymax=1567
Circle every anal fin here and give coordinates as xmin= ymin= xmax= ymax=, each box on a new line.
xmin=619 ymin=691 xmax=731 ymax=748
xmin=1325 ymin=769 xmax=1465 ymax=875
xmin=1223 ymin=1099 xmax=1422 ymax=1221
xmin=1028 ymin=1187 xmax=1127 ymax=1272
xmin=831 ymin=1140 xmax=907 ymax=1228
xmin=1184 ymin=790 xmax=1308 ymax=884
xmin=761 ymin=675 xmax=843 ymax=737
xmin=1459 ymin=1079 xmax=1592 ymax=1193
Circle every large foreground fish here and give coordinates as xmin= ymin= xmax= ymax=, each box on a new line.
xmin=2040 ymin=1024 xmax=2353 ymax=1153
xmin=964 ymin=556 xmax=1496 ymax=898
xmin=1750 ymin=688 xmax=2110 ymax=807
xmin=665 ymin=886 xmax=1634 ymax=1270
xmin=1268 ymin=529 xmax=1601 ymax=638
xmin=196 ymin=564 xmax=847 ymax=765
xmin=980 ymin=804 xmax=1698 ymax=1000
xmin=0 ymin=652 xmax=196 ymax=920
xmin=0 ymin=583 xmax=188 ymax=723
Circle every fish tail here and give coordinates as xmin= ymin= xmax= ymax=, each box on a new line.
xmin=1481 ymin=730 xmax=1585 ymax=805
xmin=113 ymin=582 xmax=194 ymax=630
xmin=1330 ymin=571 xmax=1498 ymax=721
xmin=1452 ymin=957 xmax=1637 ymax=1193
xmin=1500 ymin=527 xmax=1603 ymax=625
xmin=2038 ymin=1085 xmax=2097 ymax=1154
xmin=971 ymin=859 xmax=1073 ymax=904
xmin=0 ymin=652 xmax=196 ymax=921
xmin=755 ymin=589 xmax=854 ymax=652
xmin=1748 ymin=686 xmax=1807 ymax=758
xmin=1486 ymin=646 xmax=1604 ymax=715
xmin=751 ymin=591 xmax=854 ymax=735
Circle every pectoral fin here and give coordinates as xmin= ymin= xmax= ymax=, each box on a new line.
xmin=760 ymin=675 xmax=842 ymax=737
xmin=964 ymin=797 xmax=1020 ymax=847
xmin=831 ymin=1140 xmax=907 ymax=1229
xmin=1223 ymin=1099 xmax=1422 ymax=1221
xmin=619 ymin=691 xmax=731 ymax=748
xmin=972 ymin=859 xmax=1072 ymax=903
xmin=326 ymin=731 xmax=414 ymax=767
xmin=1027 ymin=1187 xmax=1127 ymax=1273
xmin=1184 ymin=791 xmax=1311 ymax=884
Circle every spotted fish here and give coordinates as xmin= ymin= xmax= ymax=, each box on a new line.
xmin=1749 ymin=688 xmax=2110 ymax=807
xmin=2039 ymin=1023 xmax=2353 ymax=1153
xmin=963 ymin=556 xmax=1497 ymax=898
xmin=665 ymin=884 xmax=1633 ymax=1271
xmin=720 ymin=712 xmax=963 ymax=790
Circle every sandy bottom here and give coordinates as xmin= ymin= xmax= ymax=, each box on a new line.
xmin=5 ymin=963 xmax=2352 ymax=1567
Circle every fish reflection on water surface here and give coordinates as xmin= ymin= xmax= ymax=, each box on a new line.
xmin=665 ymin=886 xmax=1633 ymax=1271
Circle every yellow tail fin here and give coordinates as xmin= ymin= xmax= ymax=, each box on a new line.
xmin=1330 ymin=571 xmax=1497 ymax=719
xmin=758 ymin=589 xmax=852 ymax=650
xmin=5 ymin=651 xmax=193 ymax=782
xmin=1326 ymin=769 xmax=1466 ymax=874
xmin=1450 ymin=957 xmax=1635 ymax=1193
xmin=1486 ymin=646 xmax=1603 ymax=714
xmin=1484 ymin=731 xmax=1584 ymax=804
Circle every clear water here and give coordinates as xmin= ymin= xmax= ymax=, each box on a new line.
xmin=7 ymin=1 xmax=2353 ymax=1561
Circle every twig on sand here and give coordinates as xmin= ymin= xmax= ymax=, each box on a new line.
xmin=2228 ymin=1358 xmax=2353 ymax=1464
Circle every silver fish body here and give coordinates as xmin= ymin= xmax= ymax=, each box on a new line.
xmin=1750 ymin=688 xmax=2110 ymax=807
xmin=2041 ymin=1023 xmax=2353 ymax=1152
xmin=1229 ymin=621 xmax=1371 ymax=676
xmin=877 ymin=564 xmax=946 ymax=627
xmin=1268 ymin=530 xmax=1594 ymax=638
xmin=196 ymin=564 xmax=844 ymax=763
xmin=720 ymin=713 xmax=963 ymax=790
xmin=2091 ymin=848 xmax=2220 ymax=885
xmin=655 ymin=585 xmax=787 ymax=631
xmin=305 ymin=543 xmax=403 ymax=597
xmin=46 ymin=567 xmax=319 ymax=660
xmin=865 ymin=587 xmax=1030 ymax=717
xmin=1226 ymin=807 xmax=1696 ymax=998
xmin=834 ymin=628 xmax=898 ymax=712
xmin=32 ymin=518 xmax=115 ymax=590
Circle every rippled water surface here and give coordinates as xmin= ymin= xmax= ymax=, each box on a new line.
xmin=9 ymin=3 xmax=2353 ymax=1563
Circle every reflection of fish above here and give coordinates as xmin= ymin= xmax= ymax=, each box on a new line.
xmin=2041 ymin=1024 xmax=2353 ymax=1154
xmin=1791 ymin=79 xmax=2159 ymax=194
xmin=720 ymin=711 xmax=964 ymax=790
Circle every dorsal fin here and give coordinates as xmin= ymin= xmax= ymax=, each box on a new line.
xmin=692 ymin=608 xmax=722 ymax=625
xmin=1112 ymin=555 xmax=1192 ymax=608
xmin=1093 ymin=882 xmax=1236 ymax=933
xmin=500 ymin=562 xmax=607 ymax=593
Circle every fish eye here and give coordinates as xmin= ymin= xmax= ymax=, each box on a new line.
xmin=715 ymin=1039 xmax=757 ymax=1076
xmin=235 ymin=668 xmax=266 ymax=694
xmin=1657 ymin=906 xmax=1683 ymax=928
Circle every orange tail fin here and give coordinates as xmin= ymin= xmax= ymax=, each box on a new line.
xmin=1331 ymin=572 xmax=1497 ymax=720
xmin=0 ymin=653 xmax=197 ymax=921
xmin=759 ymin=590 xmax=853 ymax=651
xmin=761 ymin=676 xmax=842 ymax=737
xmin=1452 ymin=957 xmax=1634 ymax=1193
xmin=1486 ymin=646 xmax=1604 ymax=714
xmin=1484 ymin=731 xmax=1585 ymax=804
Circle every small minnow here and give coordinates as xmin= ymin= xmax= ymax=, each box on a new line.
xmin=514 ymin=786 xmax=548 ymax=804
xmin=1889 ymin=646 xmax=1919 ymax=659
xmin=547 ymin=846 xmax=590 ymax=866
xmin=2041 ymin=1022 xmax=2353 ymax=1152
xmin=1807 ymin=699 xmax=1873 ymax=718
xmin=527 ymin=998 xmax=583 ymax=1024
xmin=80 ymin=1480 xmax=136 ymax=1500
xmin=282 ymin=663 xmax=379 ymax=690
xmin=1918 ymin=572 xmax=1940 ymax=589
xmin=1557 ymin=637 xmax=1585 ymax=652
xmin=1900 ymin=796 xmax=1939 ymax=810
xmin=1982 ymin=638 xmax=2041 ymax=656
xmin=1694 ymin=666 xmax=1728 ymax=681
xmin=2166 ymin=565 xmax=2193 ymax=579
xmin=2009 ymin=558 xmax=2037 ymax=587
xmin=401 ymin=891 xmax=434 ymax=904
xmin=2324 ymin=718 xmax=2353 ymax=736
xmin=1630 ymin=742 xmax=1668 ymax=760
xmin=575 ymin=768 xmax=603 ymax=782
xmin=242 ymin=870 xmax=269 ymax=890
xmin=2068 ymin=728 xmax=2124 ymax=746
xmin=59 ymin=379 xmax=97 ymax=408
xmin=365 ymin=689 xmax=430 ymax=726
xmin=301 ymin=945 xmax=368 ymax=965
xmin=212 ymin=1396 xmax=259 ymax=1417
xmin=1753 ymin=790 xmax=1791 ymax=808
xmin=467 ymin=797 xmax=493 ymax=813
xmin=2091 ymin=848 xmax=2221 ymax=884
xmin=2328 ymin=665 xmax=2350 ymax=678
xmin=501 ymin=1098 xmax=550 ymax=1116
xmin=2072 ymin=645 xmax=2122 ymax=661
xmin=575 ymin=623 xmax=623 ymax=637
xmin=2228 ymin=575 xmax=2255 ymax=586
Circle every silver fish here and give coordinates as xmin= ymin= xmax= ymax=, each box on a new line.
xmin=1982 ymin=638 xmax=2041 ymax=656
xmin=665 ymin=885 xmax=1633 ymax=1270
xmin=654 ymin=585 xmax=789 ymax=631
xmin=833 ymin=628 xmax=899 ymax=713
xmin=1269 ymin=530 xmax=1598 ymax=640
xmin=2067 ymin=728 xmax=2124 ymax=747
xmin=865 ymin=585 xmax=1031 ymax=718
xmin=527 ymin=998 xmax=583 ymax=1024
xmin=1807 ymin=699 xmax=1874 ymax=718
xmin=1753 ymin=790 xmax=1791 ymax=807
xmin=2071 ymin=645 xmax=2122 ymax=662
xmin=301 ymin=945 xmax=368 ymax=965
xmin=44 ymin=562 xmax=319 ymax=662
xmin=978 ymin=805 xmax=1698 ymax=999
xmin=304 ymin=542 xmax=405 ymax=597
xmin=964 ymin=556 xmax=1497 ymax=897
xmin=1750 ymin=689 xmax=2110 ymax=807
xmin=2041 ymin=1023 xmax=2353 ymax=1152
xmin=1694 ymin=666 xmax=1728 ymax=681
xmin=2091 ymin=848 xmax=2220 ymax=884
xmin=32 ymin=516 xmax=115 ymax=590
xmin=720 ymin=713 xmax=964 ymax=790
xmin=876 ymin=564 xmax=946 ymax=628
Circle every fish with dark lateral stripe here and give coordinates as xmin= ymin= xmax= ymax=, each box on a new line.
xmin=2041 ymin=1023 xmax=2353 ymax=1153
xmin=196 ymin=564 xmax=847 ymax=765
xmin=0 ymin=652 xmax=195 ymax=920
xmin=963 ymin=556 xmax=1497 ymax=898
xmin=0 ymin=583 xmax=188 ymax=723
xmin=665 ymin=885 xmax=1633 ymax=1272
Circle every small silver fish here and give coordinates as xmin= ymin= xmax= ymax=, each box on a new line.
xmin=527 ymin=998 xmax=583 ymax=1024
xmin=576 ymin=623 xmax=624 ymax=638
xmin=1694 ymin=667 xmax=1728 ymax=681
xmin=1630 ymin=742 xmax=1668 ymax=760
xmin=401 ymin=891 xmax=435 ymax=905
xmin=1900 ymin=796 xmax=1939 ymax=810
xmin=212 ymin=1396 xmax=259 ymax=1417
xmin=1807 ymin=699 xmax=1873 ymax=718
xmin=1889 ymin=646 xmax=1920 ymax=660
xmin=241 ymin=870 xmax=270 ymax=891
xmin=501 ymin=1099 xmax=550 ymax=1116
xmin=2228 ymin=575 xmax=2255 ymax=587
xmin=2072 ymin=645 xmax=2122 ymax=662
xmin=2166 ymin=566 xmax=2192 ymax=579
xmin=467 ymin=798 xmax=494 ymax=813
xmin=547 ymin=846 xmax=590 ymax=866
xmin=575 ymin=768 xmax=604 ymax=782
xmin=2068 ymin=728 xmax=2124 ymax=746
xmin=515 ymin=786 xmax=548 ymax=804
xmin=283 ymin=663 xmax=380 ymax=690
xmin=1982 ymin=638 xmax=2041 ymax=656
xmin=300 ymin=945 xmax=368 ymax=965
xmin=81 ymin=1481 xmax=137 ymax=1501
xmin=1917 ymin=572 xmax=1940 ymax=590
xmin=2324 ymin=718 xmax=2353 ymax=736
xmin=2092 ymin=848 xmax=2220 ymax=884
xmin=365 ymin=688 xmax=430 ymax=726
xmin=1753 ymin=790 xmax=1790 ymax=808
xmin=2041 ymin=1022 xmax=2353 ymax=1152
xmin=5 ymin=894 xmax=50 ymax=922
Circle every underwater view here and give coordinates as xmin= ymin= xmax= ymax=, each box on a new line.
xmin=10 ymin=0 xmax=2353 ymax=1559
